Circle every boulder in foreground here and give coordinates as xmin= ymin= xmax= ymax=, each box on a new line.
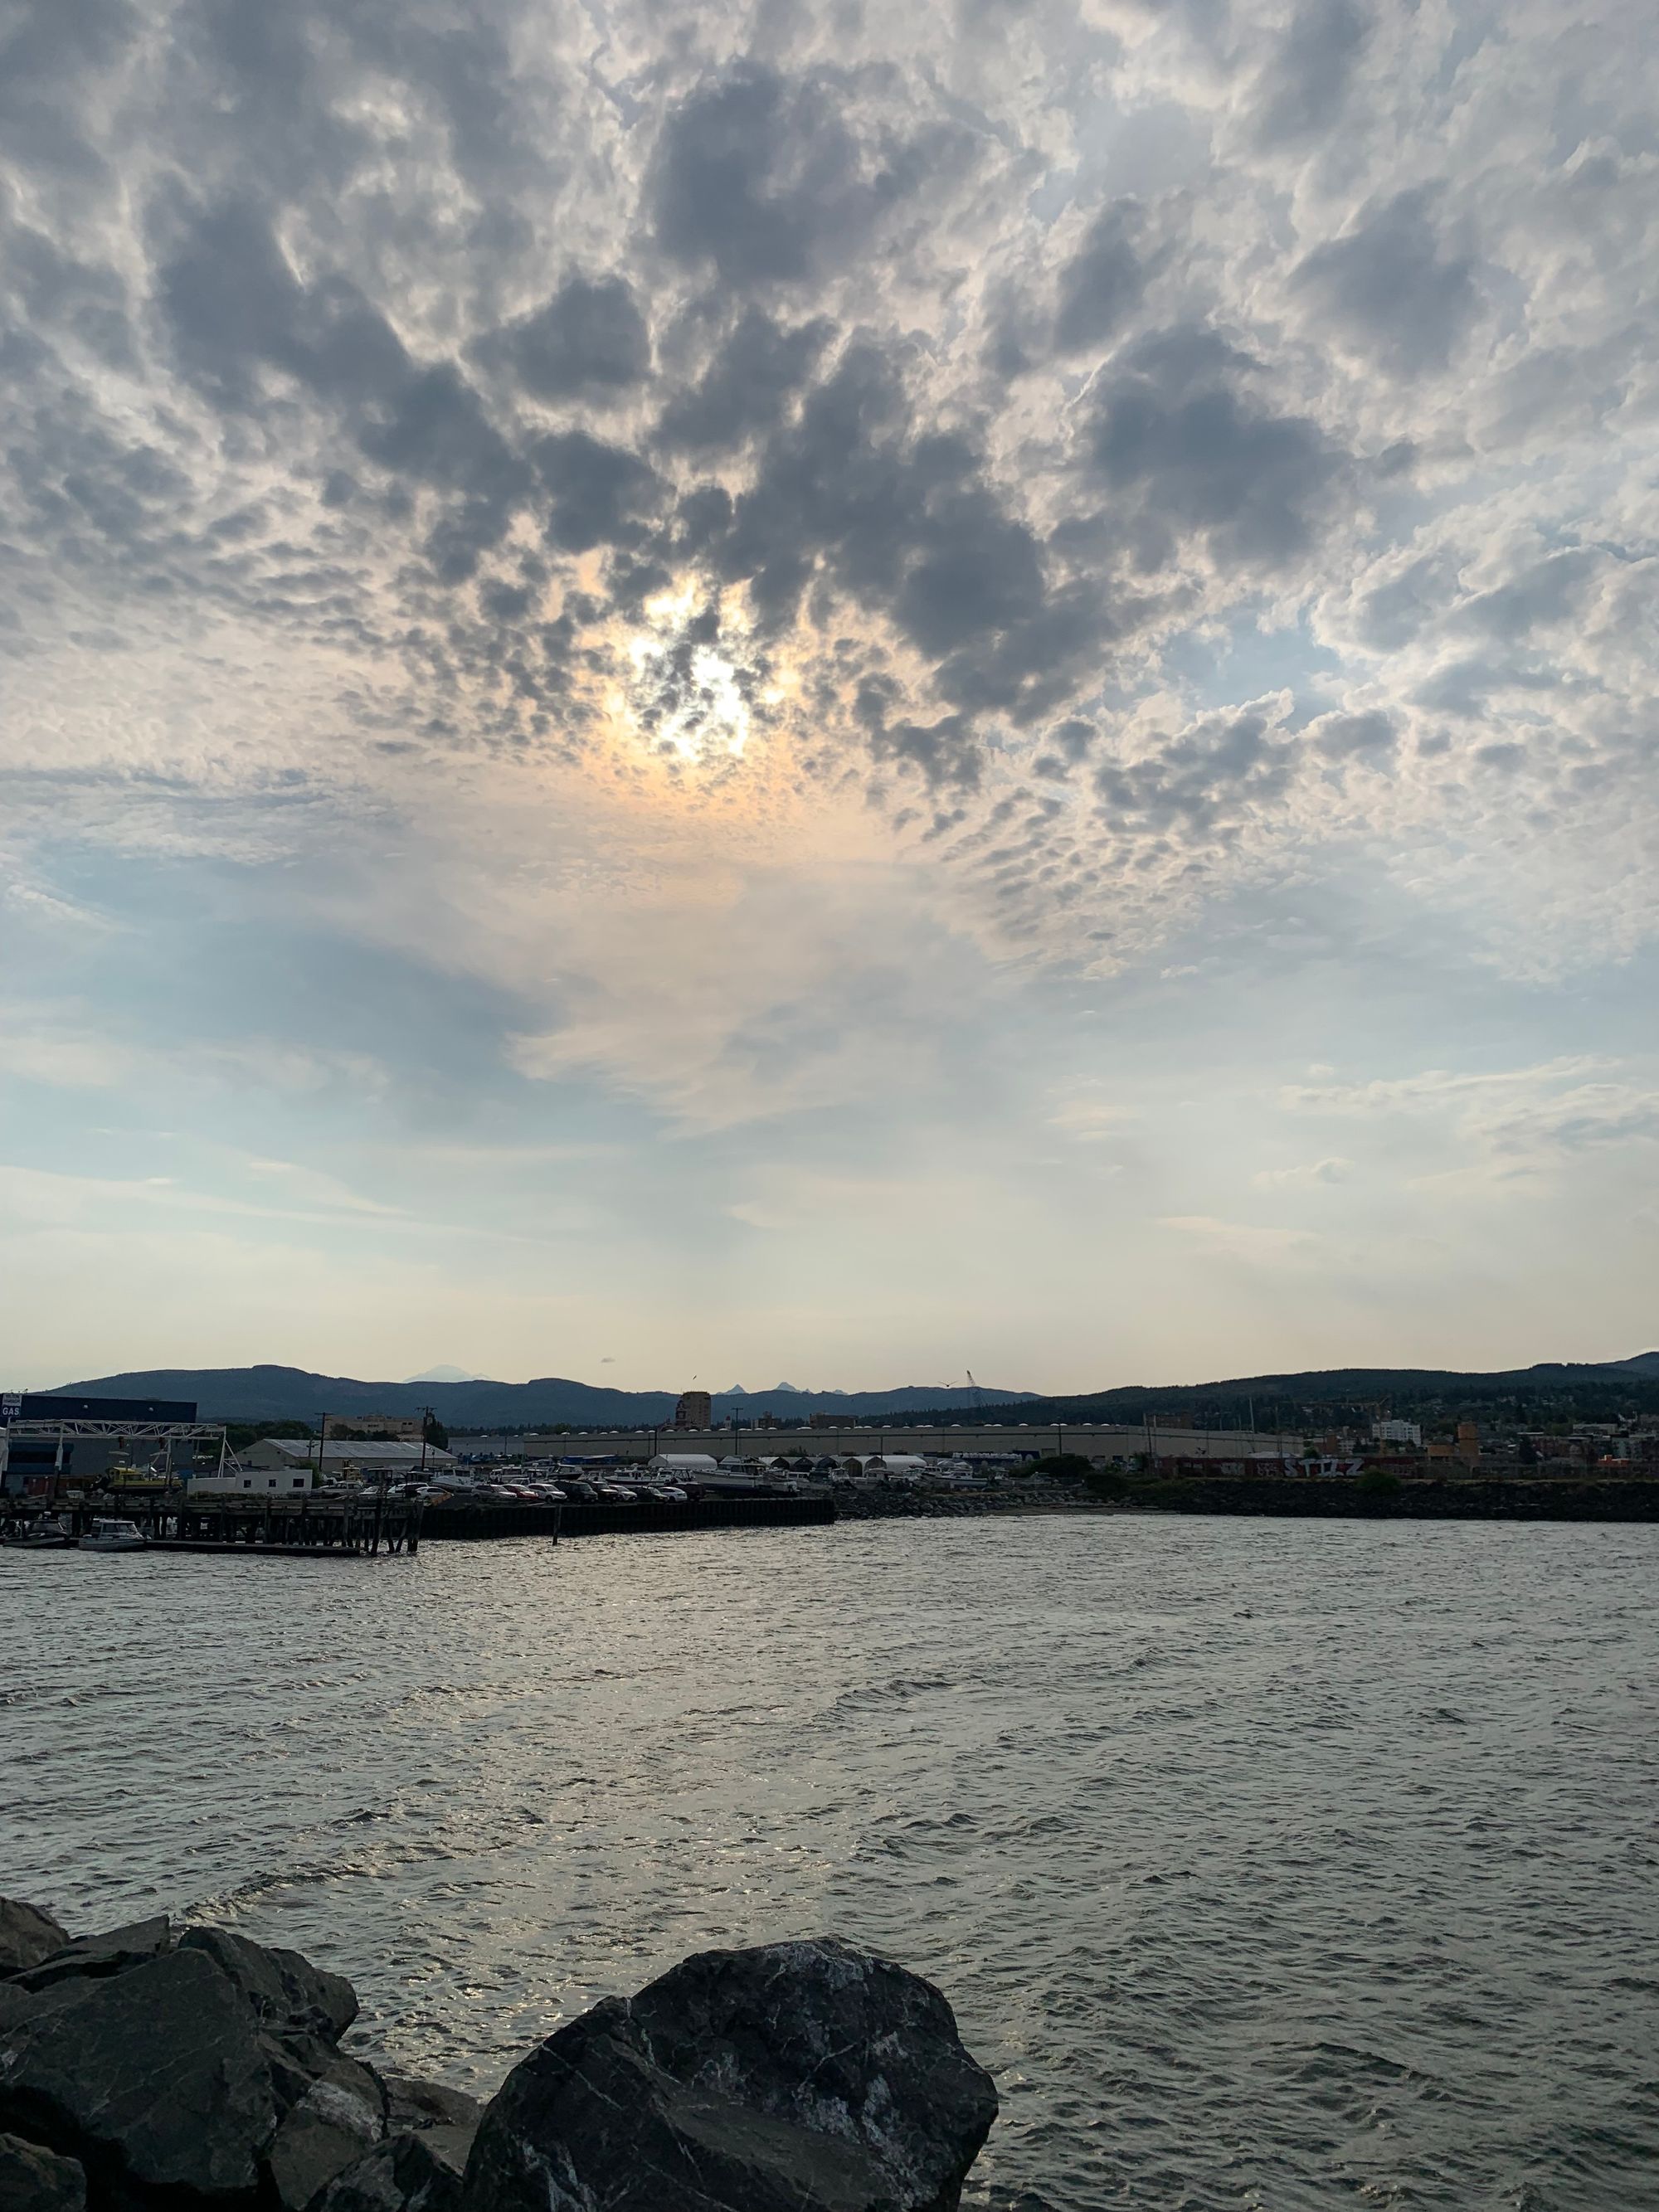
xmin=0 ymin=2129 xmax=87 ymax=2212
xmin=0 ymin=1908 xmax=474 ymax=2212
xmin=1 ymin=1907 xmax=995 ymax=2212
xmin=461 ymin=1935 xmax=997 ymax=2212
xmin=0 ymin=1901 xmax=70 ymax=1980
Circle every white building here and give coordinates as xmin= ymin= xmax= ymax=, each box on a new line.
xmin=1371 ymin=1419 xmax=1423 ymax=1447
xmin=238 ymin=1438 xmax=455 ymax=1480
xmin=190 ymin=1463 xmax=315 ymax=1496
xmin=649 ymin=1453 xmax=718 ymax=1476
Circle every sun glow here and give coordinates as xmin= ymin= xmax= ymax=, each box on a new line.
xmin=624 ymin=584 xmax=755 ymax=761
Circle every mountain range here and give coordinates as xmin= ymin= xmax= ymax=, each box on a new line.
xmin=36 ymin=1357 xmax=1659 ymax=1427
xmin=40 ymin=1366 xmax=1038 ymax=1426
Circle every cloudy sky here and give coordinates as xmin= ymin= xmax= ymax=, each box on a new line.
xmin=2 ymin=0 xmax=1655 ymax=1392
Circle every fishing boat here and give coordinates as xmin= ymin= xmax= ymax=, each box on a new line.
xmin=79 ymin=1518 xmax=148 ymax=1553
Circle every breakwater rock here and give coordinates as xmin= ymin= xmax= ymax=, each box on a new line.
xmin=0 ymin=1899 xmax=996 ymax=2212
xmin=1129 ymin=1472 xmax=1659 ymax=1522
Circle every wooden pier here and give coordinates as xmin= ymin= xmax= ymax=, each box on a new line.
xmin=0 ymin=1490 xmax=835 ymax=1555
xmin=1 ymin=1495 xmax=422 ymax=1558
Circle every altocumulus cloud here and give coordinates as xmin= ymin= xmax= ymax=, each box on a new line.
xmin=0 ymin=0 xmax=1655 ymax=977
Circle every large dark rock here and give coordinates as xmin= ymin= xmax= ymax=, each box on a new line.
xmin=10 ymin=1917 xmax=172 ymax=1995
xmin=381 ymin=2076 xmax=483 ymax=2139
xmin=0 ymin=1945 xmax=278 ymax=2205
xmin=264 ymin=2050 xmax=387 ymax=2212
xmin=0 ymin=2130 xmax=87 ymax=2212
xmin=312 ymin=2128 xmax=470 ymax=2212
xmin=179 ymin=1925 xmax=359 ymax=2044
xmin=0 ymin=1900 xmax=69 ymax=1979
xmin=460 ymin=1937 xmax=997 ymax=2212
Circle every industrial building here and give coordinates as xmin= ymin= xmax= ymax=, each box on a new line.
xmin=0 ymin=1391 xmax=203 ymax=1495
xmin=240 ymin=1438 xmax=455 ymax=1478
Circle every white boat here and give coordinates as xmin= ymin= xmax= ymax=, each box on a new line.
xmin=79 ymin=1518 xmax=148 ymax=1553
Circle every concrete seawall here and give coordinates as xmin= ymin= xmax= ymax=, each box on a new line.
xmin=421 ymin=1494 xmax=837 ymax=1539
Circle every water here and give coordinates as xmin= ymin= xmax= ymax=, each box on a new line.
xmin=2 ymin=1516 xmax=1655 ymax=2209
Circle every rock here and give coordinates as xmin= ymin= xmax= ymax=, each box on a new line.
xmin=179 ymin=1924 xmax=360 ymax=2043
xmin=312 ymin=2128 xmax=469 ymax=2212
xmin=265 ymin=2052 xmax=388 ymax=2212
xmin=260 ymin=2027 xmax=367 ymax=2117
xmin=0 ymin=1981 xmax=45 ymax=2030
xmin=0 ymin=1900 xmax=69 ymax=1979
xmin=381 ymin=2075 xmax=484 ymax=2138
xmin=0 ymin=1944 xmax=278 ymax=2205
xmin=0 ymin=2131 xmax=86 ymax=2212
xmin=460 ymin=1937 xmax=997 ymax=2212
xmin=10 ymin=1917 xmax=172 ymax=1995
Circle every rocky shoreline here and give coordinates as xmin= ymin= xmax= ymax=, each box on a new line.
xmin=0 ymin=1898 xmax=996 ymax=2212
xmin=837 ymin=1476 xmax=1659 ymax=1524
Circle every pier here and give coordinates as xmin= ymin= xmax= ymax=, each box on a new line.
xmin=1 ymin=1494 xmax=423 ymax=1557
xmin=0 ymin=1488 xmax=836 ymax=1556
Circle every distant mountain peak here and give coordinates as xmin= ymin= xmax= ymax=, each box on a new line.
xmin=404 ymin=1365 xmax=483 ymax=1383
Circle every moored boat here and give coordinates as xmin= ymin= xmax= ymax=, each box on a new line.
xmin=79 ymin=1517 xmax=148 ymax=1553
xmin=9 ymin=1514 xmax=72 ymax=1549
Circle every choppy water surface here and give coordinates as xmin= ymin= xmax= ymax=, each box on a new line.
xmin=3 ymin=1516 xmax=1656 ymax=2208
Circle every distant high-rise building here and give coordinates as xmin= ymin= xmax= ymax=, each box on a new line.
xmin=674 ymin=1389 xmax=713 ymax=1430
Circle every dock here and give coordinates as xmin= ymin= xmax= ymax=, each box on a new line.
xmin=2 ymin=1495 xmax=423 ymax=1558
xmin=1 ymin=1490 xmax=835 ymax=1558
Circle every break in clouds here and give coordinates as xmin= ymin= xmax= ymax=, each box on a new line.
xmin=2 ymin=0 xmax=1657 ymax=976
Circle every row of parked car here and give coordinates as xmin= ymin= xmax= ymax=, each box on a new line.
xmin=421 ymin=1475 xmax=693 ymax=1506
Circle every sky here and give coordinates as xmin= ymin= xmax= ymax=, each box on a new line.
xmin=2 ymin=0 xmax=1655 ymax=1393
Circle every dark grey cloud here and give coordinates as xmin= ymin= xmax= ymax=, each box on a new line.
xmin=649 ymin=64 xmax=929 ymax=286
xmin=157 ymin=198 xmax=409 ymax=410
xmin=533 ymin=431 xmax=662 ymax=555
xmin=656 ymin=309 xmax=832 ymax=452
xmin=484 ymin=276 xmax=652 ymax=401
xmin=1093 ymin=708 xmax=1299 ymax=839
xmin=1311 ymin=707 xmax=1396 ymax=758
xmin=684 ymin=339 xmax=1112 ymax=726
xmin=168 ymin=0 xmax=544 ymax=203
xmin=1296 ymin=190 xmax=1477 ymax=375
xmin=1084 ymin=328 xmax=1348 ymax=573
xmin=854 ymin=678 xmax=981 ymax=792
xmin=0 ymin=0 xmax=138 ymax=184
xmin=156 ymin=197 xmax=528 ymax=577
xmin=3 ymin=219 xmax=134 ymax=369
xmin=1253 ymin=0 xmax=1373 ymax=145
xmin=1053 ymin=202 xmax=1148 ymax=355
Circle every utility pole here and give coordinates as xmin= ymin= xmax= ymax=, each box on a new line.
xmin=318 ymin=1410 xmax=328 ymax=1489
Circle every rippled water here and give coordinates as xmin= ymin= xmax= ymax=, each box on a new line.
xmin=3 ymin=1516 xmax=1656 ymax=2208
